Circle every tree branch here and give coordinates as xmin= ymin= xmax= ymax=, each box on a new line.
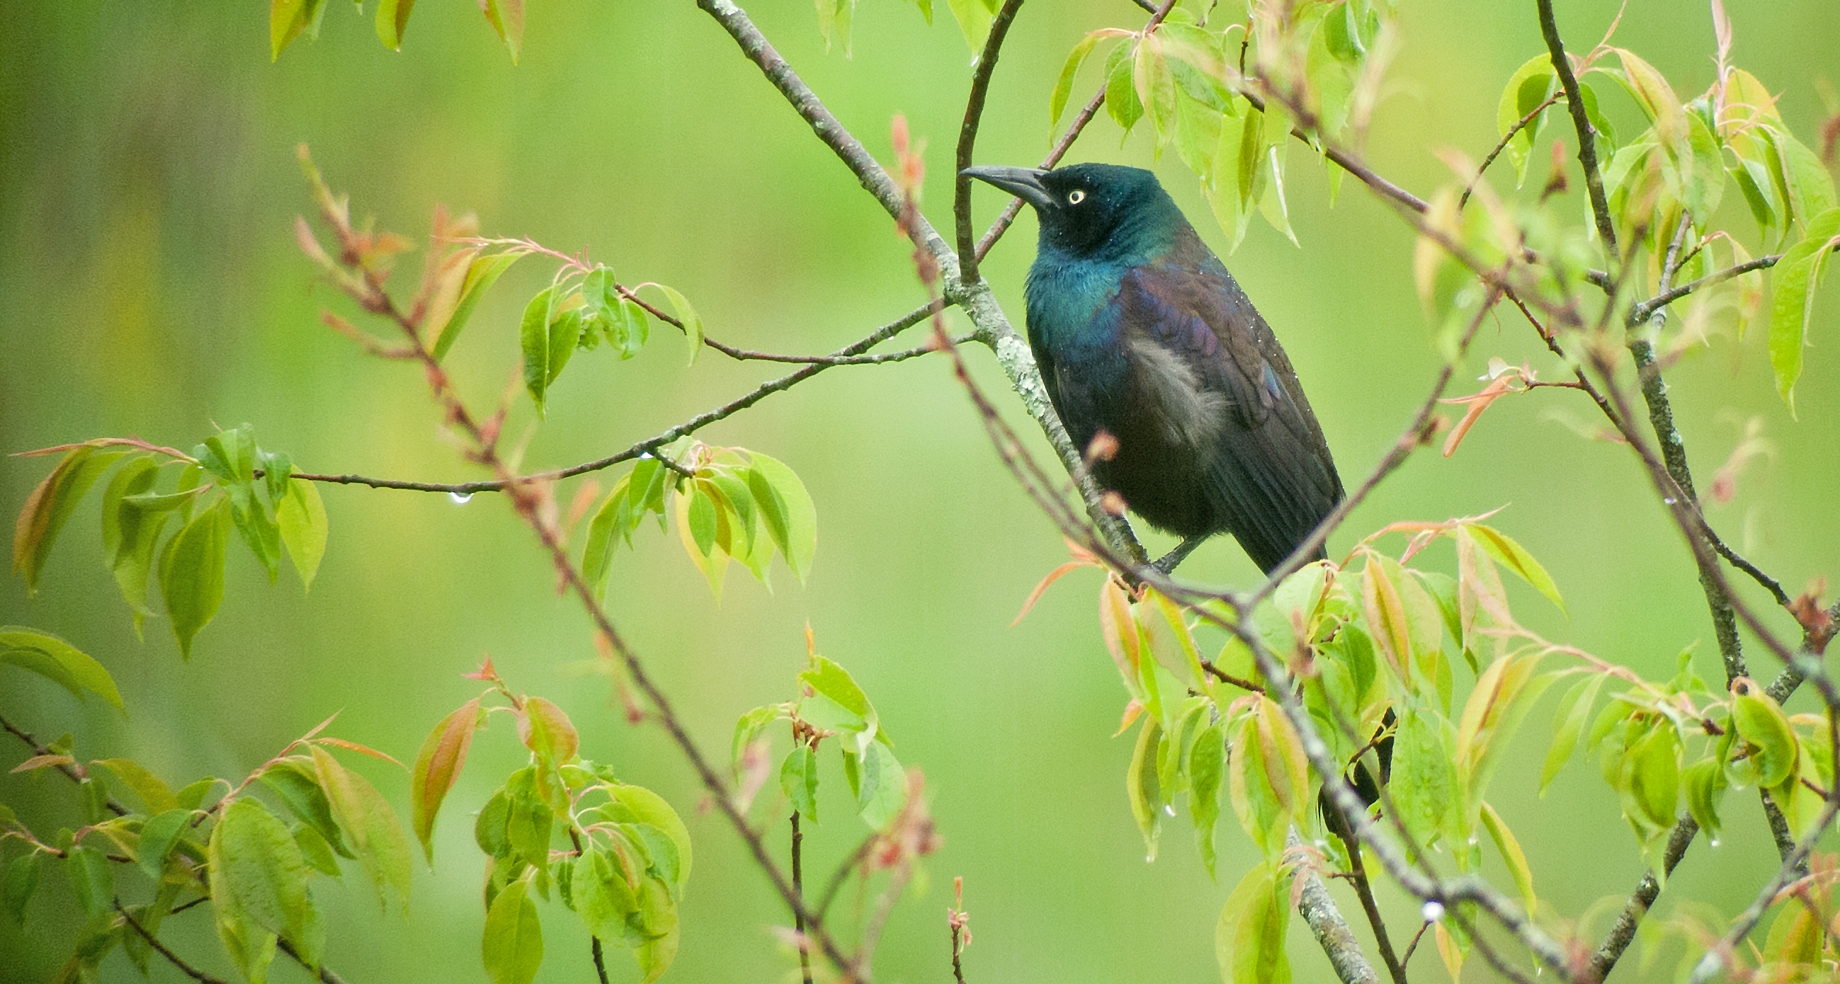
xmin=115 ymin=901 xmax=230 ymax=984
xmin=1537 ymin=0 xmax=1616 ymax=249
xmin=1288 ymin=830 xmax=1382 ymax=984
xmin=291 ymin=300 xmax=945 ymax=495
xmin=955 ymin=0 xmax=1027 ymax=283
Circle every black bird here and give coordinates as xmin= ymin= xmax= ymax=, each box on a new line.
xmin=962 ymin=162 xmax=1343 ymax=575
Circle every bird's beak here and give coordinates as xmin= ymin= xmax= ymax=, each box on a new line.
xmin=960 ymin=165 xmax=1055 ymax=210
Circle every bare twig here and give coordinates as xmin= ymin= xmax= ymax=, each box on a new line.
xmin=1626 ymin=243 xmax=1840 ymax=325
xmin=291 ymin=299 xmax=945 ymax=495
xmin=793 ymin=810 xmax=814 ymax=984
xmin=1460 ymin=90 xmax=1562 ymax=210
xmin=1537 ymin=0 xmax=1616 ymax=249
xmin=1685 ymin=792 xmax=1840 ymax=984
xmin=115 ymin=902 xmax=230 ymax=984
xmin=955 ymin=0 xmax=1027 ymax=283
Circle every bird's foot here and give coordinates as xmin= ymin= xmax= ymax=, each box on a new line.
xmin=1146 ymin=535 xmax=1208 ymax=577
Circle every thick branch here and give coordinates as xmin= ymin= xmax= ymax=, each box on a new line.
xmin=1288 ymin=830 xmax=1382 ymax=984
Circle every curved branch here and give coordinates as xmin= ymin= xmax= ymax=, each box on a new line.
xmin=955 ymin=0 xmax=1027 ymax=283
xmin=1460 ymin=90 xmax=1562 ymax=210
xmin=292 ymin=300 xmax=946 ymax=495
xmin=1537 ymin=0 xmax=1616 ymax=249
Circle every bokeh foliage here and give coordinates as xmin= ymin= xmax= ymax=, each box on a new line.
xmin=3 ymin=1 xmax=1839 ymax=982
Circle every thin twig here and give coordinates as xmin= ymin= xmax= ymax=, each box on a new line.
xmin=115 ymin=901 xmax=229 ymax=984
xmin=1538 ymin=0 xmax=1616 ymax=249
xmin=1625 ymin=243 xmax=1840 ymax=325
xmin=792 ymin=810 xmax=814 ymax=984
xmin=955 ymin=0 xmax=1027 ymax=283
xmin=1460 ymin=90 xmax=1562 ymax=210
xmin=290 ymin=300 xmax=945 ymax=495
xmin=1686 ymin=793 xmax=1840 ymax=984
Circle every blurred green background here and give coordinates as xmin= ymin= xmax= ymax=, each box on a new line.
xmin=2 ymin=1 xmax=1837 ymax=981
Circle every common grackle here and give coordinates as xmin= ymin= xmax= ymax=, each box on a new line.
xmin=963 ymin=162 xmax=1344 ymax=576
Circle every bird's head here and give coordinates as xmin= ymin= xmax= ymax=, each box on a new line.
xmin=961 ymin=162 xmax=1180 ymax=260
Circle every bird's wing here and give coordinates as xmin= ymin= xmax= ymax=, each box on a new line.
xmin=1112 ymin=245 xmax=1344 ymax=566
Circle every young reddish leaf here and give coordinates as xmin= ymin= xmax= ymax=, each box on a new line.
xmin=0 ymin=628 xmax=123 ymax=709
xmin=411 ymin=698 xmax=482 ymax=861
xmin=1098 ymin=577 xmax=1144 ymax=686
xmin=482 ymin=874 xmax=544 ymax=984
xmin=518 ymin=696 xmax=579 ymax=766
xmin=10 ymin=754 xmax=74 ymax=774
xmin=1012 ymin=559 xmax=1096 ymax=626
xmin=1254 ymin=696 xmax=1309 ymax=819
xmin=1438 ymin=374 xmax=1515 ymax=458
xmin=13 ymin=446 xmax=125 ymax=595
xmin=1360 ymin=552 xmax=1412 ymax=680
xmin=1435 ymin=922 xmax=1466 ymax=982
xmin=481 ymin=0 xmax=525 ymax=64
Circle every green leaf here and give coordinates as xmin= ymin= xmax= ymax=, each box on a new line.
xmin=645 ymin=284 xmax=703 ymax=366
xmin=1465 ymin=524 xmax=1564 ymax=613
xmin=95 ymin=758 xmax=178 ymax=813
xmin=1496 ymin=56 xmax=1555 ymax=184
xmin=942 ymin=0 xmax=993 ymax=52
xmin=568 ymin=846 xmax=636 ymax=945
xmin=65 ymin=844 xmax=113 ymax=918
xmin=1683 ymin=756 xmax=1727 ymax=841
xmin=1766 ymin=207 xmax=1840 ymax=412
xmin=1478 ymin=801 xmax=1535 ymax=910
xmin=780 ymin=745 xmax=819 ymax=821
xmin=0 ymin=627 xmax=123 ymax=708
xmin=269 ymin=0 xmax=327 ymax=60
xmin=519 ymin=696 xmax=579 ymax=766
xmin=1391 ymin=703 xmax=1456 ymax=849
xmin=210 ymin=798 xmax=311 ymax=948
xmin=138 ymin=809 xmax=193 ymax=880
xmin=276 ymin=479 xmax=328 ymax=590
xmin=1626 ymin=724 xmax=1680 ymax=831
xmin=848 ymin=741 xmax=906 ymax=829
xmin=1216 ymin=863 xmax=1291 ymax=984
xmin=1050 ymin=34 xmax=1103 ymax=132
xmin=258 ymin=757 xmax=352 ymax=859
xmin=13 ymin=446 xmax=126 ymax=595
xmin=1781 ymin=133 xmax=1838 ymax=232
xmin=745 ymin=452 xmax=816 ymax=582
xmin=604 ymin=784 xmax=693 ymax=888
xmin=1135 ymin=36 xmax=1178 ymax=149
xmin=103 ymin=457 xmax=169 ymax=623
xmin=799 ymin=654 xmax=877 ymax=737
xmin=374 ymin=0 xmax=415 ymax=50
xmin=1731 ymin=685 xmax=1798 ymax=789
xmin=609 ymin=297 xmax=650 ymax=359
xmin=412 ymin=698 xmax=481 ymax=862
xmin=160 ymin=498 xmax=230 ymax=658
xmin=434 ymin=250 xmax=521 ymax=360
xmin=1104 ymin=41 xmax=1144 ymax=134
xmin=1540 ymin=673 xmax=1606 ymax=794
xmin=1189 ymin=719 xmax=1224 ymax=878
xmin=480 ymin=0 xmax=525 ymax=64
xmin=482 ymin=875 xmax=544 ymax=984
xmin=521 ymin=285 xmax=559 ymax=413
xmin=547 ymin=308 xmax=582 ymax=387
xmin=1127 ymin=717 xmax=1164 ymax=861
xmin=4 ymin=852 xmax=41 ymax=923
xmin=312 ymin=746 xmax=413 ymax=909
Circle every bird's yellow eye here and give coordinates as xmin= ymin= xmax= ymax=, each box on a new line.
xmin=1068 ymin=189 xmax=1086 ymax=205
